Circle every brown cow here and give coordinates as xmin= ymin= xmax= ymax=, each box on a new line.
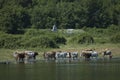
xmin=81 ymin=49 xmax=93 ymax=59
xmin=13 ymin=51 xmax=25 ymax=62
xmin=43 ymin=51 xmax=56 ymax=60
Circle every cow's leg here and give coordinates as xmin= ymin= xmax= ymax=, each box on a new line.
xmin=109 ymin=55 xmax=112 ymax=59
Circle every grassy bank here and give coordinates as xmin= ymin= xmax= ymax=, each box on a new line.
xmin=0 ymin=43 xmax=120 ymax=61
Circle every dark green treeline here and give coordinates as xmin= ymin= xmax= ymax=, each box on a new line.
xmin=0 ymin=0 xmax=120 ymax=34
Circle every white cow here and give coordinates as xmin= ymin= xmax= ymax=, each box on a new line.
xmin=70 ymin=52 xmax=78 ymax=59
xmin=91 ymin=51 xmax=98 ymax=59
xmin=25 ymin=51 xmax=38 ymax=62
xmin=55 ymin=51 xmax=68 ymax=59
xmin=102 ymin=49 xmax=112 ymax=59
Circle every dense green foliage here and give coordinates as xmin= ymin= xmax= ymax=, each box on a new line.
xmin=0 ymin=0 xmax=120 ymax=34
xmin=22 ymin=36 xmax=58 ymax=48
xmin=110 ymin=33 xmax=120 ymax=43
xmin=0 ymin=0 xmax=120 ymax=49
xmin=0 ymin=29 xmax=67 ymax=49
xmin=0 ymin=26 xmax=119 ymax=49
xmin=0 ymin=32 xmax=22 ymax=49
xmin=69 ymin=33 xmax=94 ymax=44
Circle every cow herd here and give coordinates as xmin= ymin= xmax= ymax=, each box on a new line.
xmin=13 ymin=48 xmax=112 ymax=63
xmin=13 ymin=51 xmax=38 ymax=63
xmin=43 ymin=51 xmax=79 ymax=60
xmin=43 ymin=48 xmax=112 ymax=60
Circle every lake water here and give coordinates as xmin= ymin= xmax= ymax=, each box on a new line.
xmin=0 ymin=59 xmax=120 ymax=80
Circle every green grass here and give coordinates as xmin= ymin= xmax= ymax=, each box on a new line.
xmin=0 ymin=43 xmax=120 ymax=61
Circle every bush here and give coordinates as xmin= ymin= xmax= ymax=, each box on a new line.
xmin=69 ymin=33 xmax=94 ymax=44
xmin=0 ymin=30 xmax=65 ymax=49
xmin=23 ymin=29 xmax=66 ymax=47
xmin=24 ymin=29 xmax=52 ymax=37
xmin=52 ymin=35 xmax=66 ymax=45
xmin=106 ymin=25 xmax=120 ymax=36
xmin=22 ymin=36 xmax=59 ymax=48
xmin=0 ymin=34 xmax=22 ymax=49
xmin=110 ymin=33 xmax=120 ymax=43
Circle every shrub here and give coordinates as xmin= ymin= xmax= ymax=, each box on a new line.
xmin=52 ymin=35 xmax=66 ymax=45
xmin=106 ymin=25 xmax=120 ymax=36
xmin=78 ymin=35 xmax=94 ymax=44
xmin=22 ymin=36 xmax=59 ymax=48
xmin=24 ymin=29 xmax=52 ymax=37
xmin=110 ymin=33 xmax=120 ymax=43
xmin=23 ymin=29 xmax=66 ymax=47
xmin=0 ymin=34 xmax=22 ymax=49
xmin=69 ymin=33 xmax=94 ymax=44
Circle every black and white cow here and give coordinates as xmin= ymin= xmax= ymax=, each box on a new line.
xmin=102 ymin=49 xmax=112 ymax=59
xmin=25 ymin=51 xmax=39 ymax=61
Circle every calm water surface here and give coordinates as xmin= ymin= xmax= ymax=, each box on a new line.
xmin=0 ymin=60 xmax=120 ymax=80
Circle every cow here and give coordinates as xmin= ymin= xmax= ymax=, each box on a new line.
xmin=70 ymin=52 xmax=78 ymax=59
xmin=13 ymin=51 xmax=38 ymax=63
xmin=81 ymin=49 xmax=98 ymax=60
xmin=43 ymin=51 xmax=56 ymax=60
xmin=13 ymin=51 xmax=26 ymax=63
xmin=102 ymin=49 xmax=112 ymax=59
xmin=25 ymin=51 xmax=39 ymax=62
xmin=55 ymin=51 xmax=68 ymax=59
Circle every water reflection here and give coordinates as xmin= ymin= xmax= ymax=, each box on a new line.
xmin=0 ymin=59 xmax=120 ymax=80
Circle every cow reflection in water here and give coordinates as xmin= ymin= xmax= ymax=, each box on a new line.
xmin=13 ymin=51 xmax=38 ymax=63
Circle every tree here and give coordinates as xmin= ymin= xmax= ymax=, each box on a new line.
xmin=0 ymin=5 xmax=31 ymax=34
